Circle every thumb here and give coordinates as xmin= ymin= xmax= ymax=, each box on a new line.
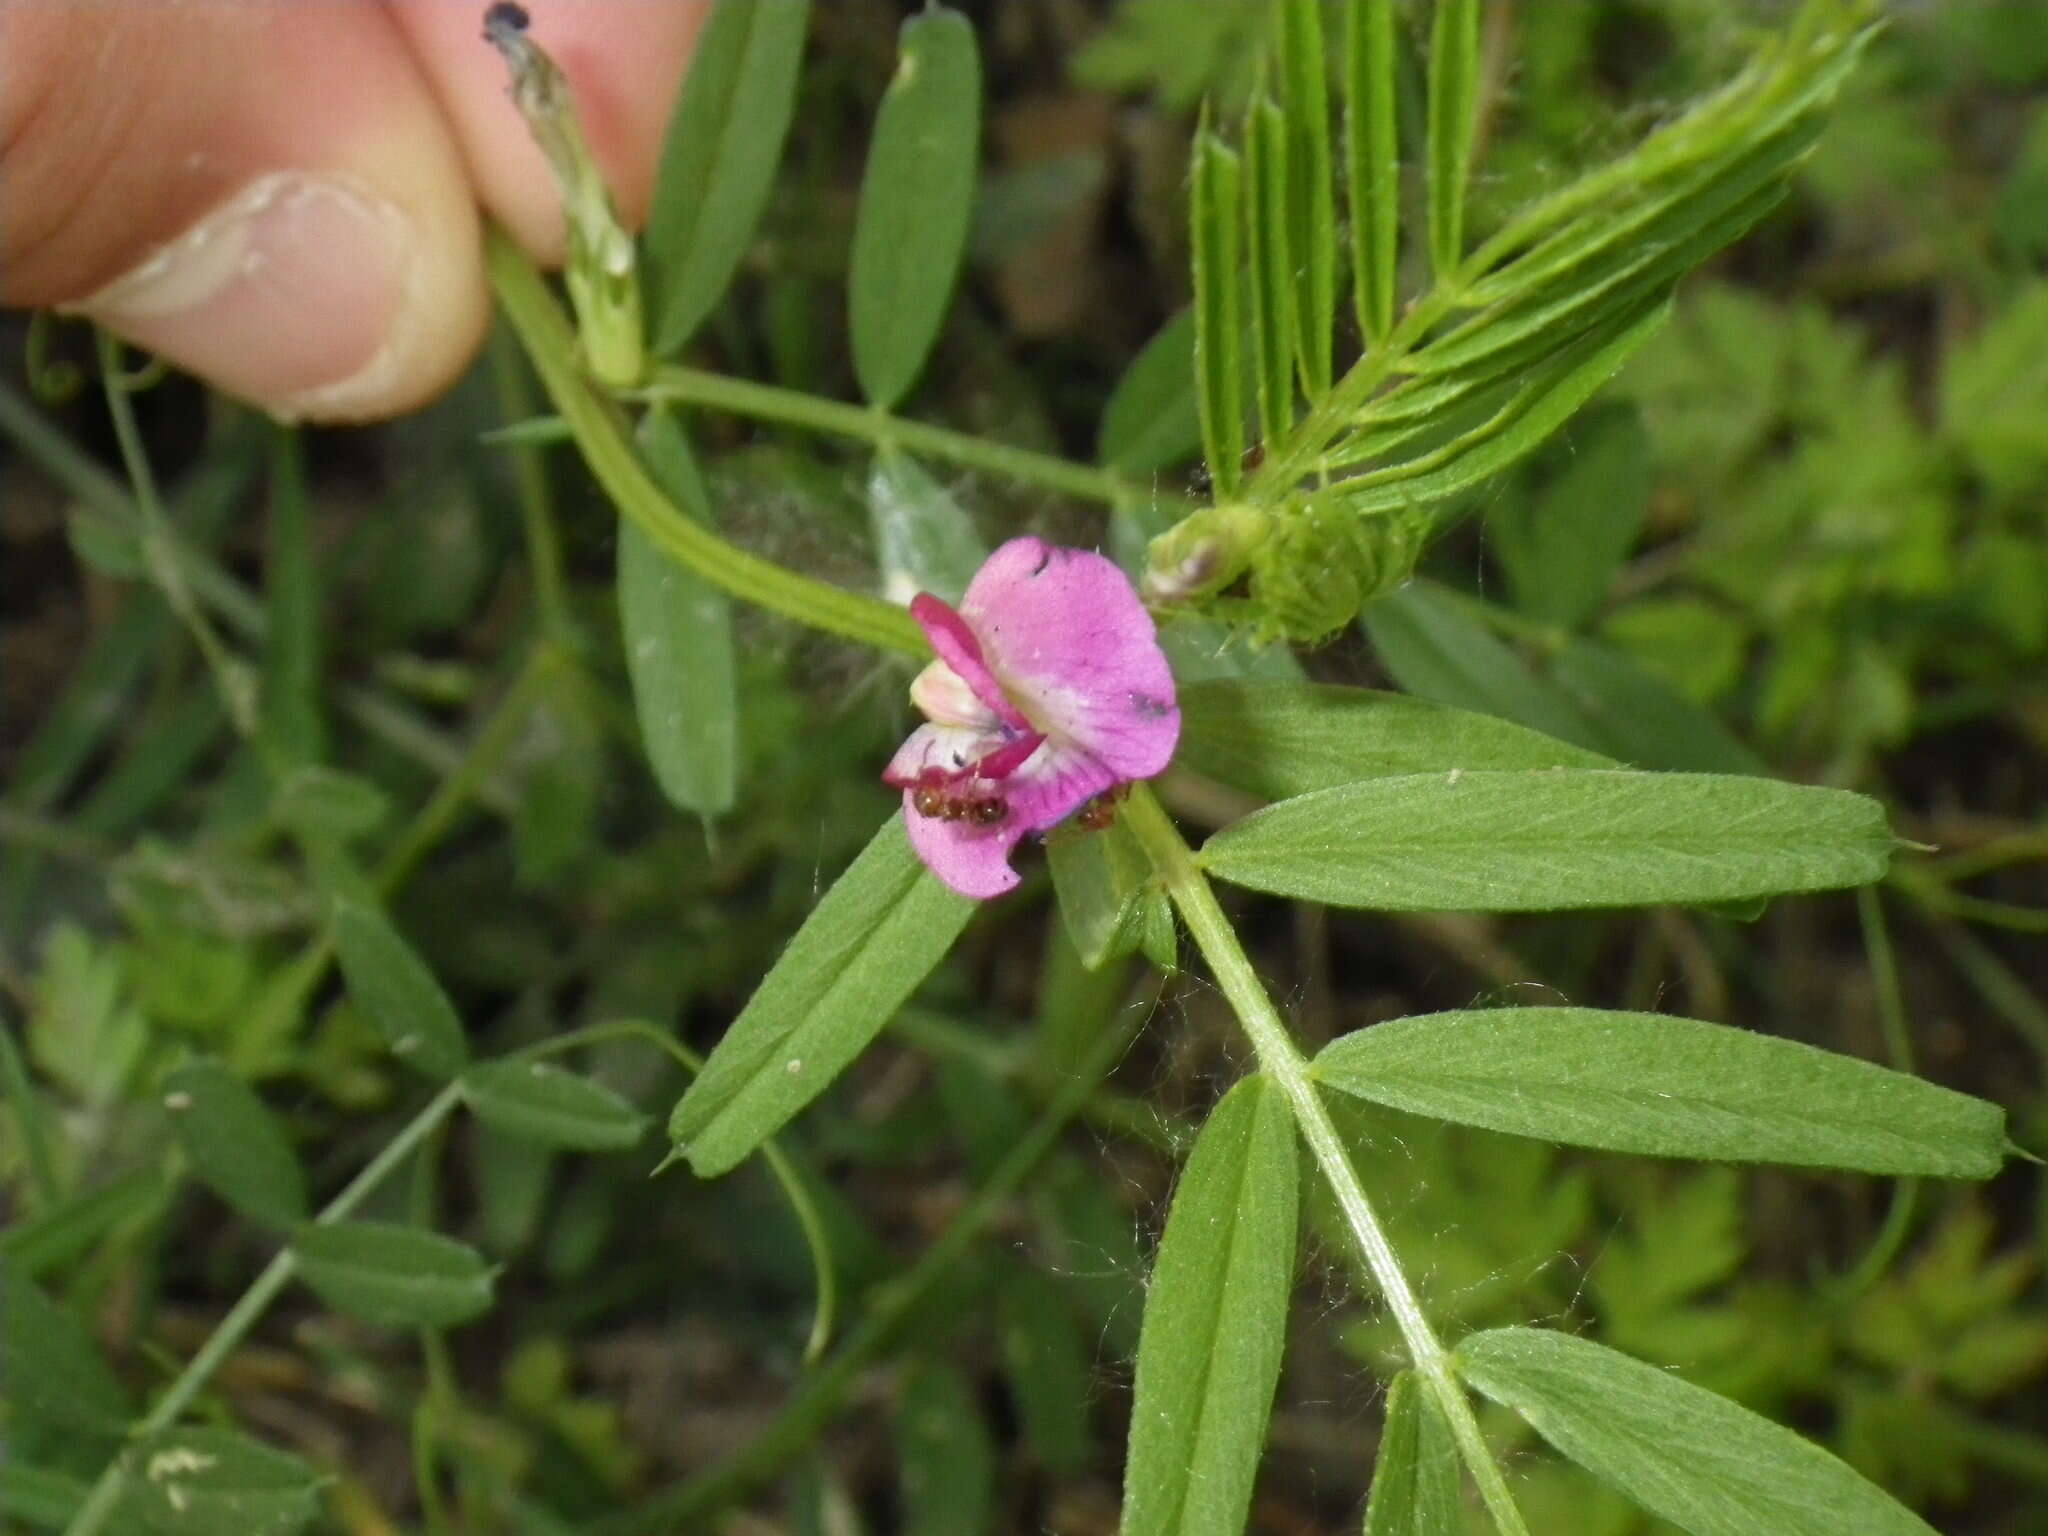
xmin=1 ymin=6 xmax=487 ymax=421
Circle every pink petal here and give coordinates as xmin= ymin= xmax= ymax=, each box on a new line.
xmin=881 ymin=721 xmax=1046 ymax=792
xmin=1001 ymin=738 xmax=1121 ymax=833
xmin=909 ymin=593 xmax=1032 ymax=734
xmin=895 ymin=738 xmax=1121 ymax=900
xmin=901 ymin=794 xmax=1029 ymax=899
xmin=959 ymin=538 xmax=1180 ymax=781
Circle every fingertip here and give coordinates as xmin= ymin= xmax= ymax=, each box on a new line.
xmin=386 ymin=0 xmax=711 ymax=263
xmin=5 ymin=7 xmax=490 ymax=423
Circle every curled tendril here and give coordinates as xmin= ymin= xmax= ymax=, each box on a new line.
xmin=113 ymin=352 xmax=171 ymax=395
xmin=25 ymin=311 xmax=85 ymax=405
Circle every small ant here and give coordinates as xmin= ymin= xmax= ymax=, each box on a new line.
xmin=909 ymin=772 xmax=1007 ymax=826
xmin=1074 ymin=786 xmax=1127 ymax=831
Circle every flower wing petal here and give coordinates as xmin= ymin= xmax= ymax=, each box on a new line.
xmin=960 ymin=538 xmax=1180 ymax=780
xmin=909 ymin=593 xmax=1032 ymax=733
xmin=900 ymin=793 xmax=1029 ymax=898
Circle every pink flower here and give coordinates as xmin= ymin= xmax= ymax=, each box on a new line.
xmin=883 ymin=537 xmax=1180 ymax=899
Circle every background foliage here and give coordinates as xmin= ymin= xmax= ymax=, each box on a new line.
xmin=3 ymin=1 xmax=2047 ymax=1532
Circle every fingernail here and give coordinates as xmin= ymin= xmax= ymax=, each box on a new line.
xmin=69 ymin=172 xmax=417 ymax=421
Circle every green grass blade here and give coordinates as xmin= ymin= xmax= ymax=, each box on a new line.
xmin=1176 ymin=679 xmax=1610 ymax=803
xmin=1425 ymin=0 xmax=1480 ymax=282
xmin=1345 ymin=0 xmax=1400 ymax=340
xmin=163 ymin=1059 xmax=310 ymax=1229
xmin=260 ymin=427 xmax=323 ymax=764
xmin=849 ymin=6 xmax=982 ymax=409
xmin=621 ymin=410 xmax=738 ymax=820
xmin=1247 ymin=98 xmax=1298 ymax=448
xmin=1364 ymin=1372 xmax=1461 ymax=1536
xmin=460 ymin=1061 xmax=648 ymax=1152
xmin=1458 ymin=1328 xmax=1941 ymax=1536
xmin=667 ymin=815 xmax=974 ymax=1176
xmin=1200 ymin=769 xmax=1895 ymax=913
xmin=1315 ymin=1008 xmax=2006 ymax=1177
xmin=290 ymin=1220 xmax=496 ymax=1328
xmin=647 ymin=0 xmax=811 ymax=354
xmin=331 ymin=898 xmax=471 ymax=1080
xmin=1190 ymin=129 xmax=1246 ymax=496
xmin=1277 ymin=0 xmax=1334 ymax=397
xmin=1098 ymin=308 xmax=1203 ymax=474
xmin=1121 ymin=1073 xmax=1299 ymax=1536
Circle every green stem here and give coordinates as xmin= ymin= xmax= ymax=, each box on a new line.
xmin=95 ymin=331 xmax=262 ymax=742
xmin=0 ymin=371 xmax=495 ymax=806
xmin=376 ymin=647 xmax=557 ymax=895
xmin=486 ymin=232 xmax=926 ymax=658
xmin=61 ymin=1082 xmax=465 ymax=1536
xmin=1889 ymin=867 xmax=2048 ymax=934
xmin=1121 ymin=786 xmax=1530 ymax=1536
xmin=632 ymin=365 xmax=1141 ymax=508
xmin=1829 ymin=889 xmax=1916 ymax=1300
xmin=1908 ymin=906 xmax=2048 ymax=1074
xmin=521 ymin=1020 xmax=838 ymax=1366
xmin=589 ymin=983 xmax=1151 ymax=1535
xmin=491 ymin=327 xmax=576 ymax=647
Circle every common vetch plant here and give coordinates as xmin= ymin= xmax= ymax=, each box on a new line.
xmin=4 ymin=2 xmax=2028 ymax=1534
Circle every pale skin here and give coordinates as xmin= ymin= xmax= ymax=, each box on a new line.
xmin=0 ymin=0 xmax=710 ymax=421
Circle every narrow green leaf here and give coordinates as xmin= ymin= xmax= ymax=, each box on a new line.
xmin=1364 ymin=584 xmax=1605 ymax=751
xmin=1122 ymin=1073 xmax=1299 ymax=1536
xmin=623 ymin=411 xmax=737 ymax=819
xmin=1345 ymin=0 xmax=1399 ymax=339
xmin=261 ymin=427 xmax=323 ymax=764
xmin=1139 ymin=887 xmax=1178 ymax=973
xmin=163 ymin=1059 xmax=309 ymax=1229
xmin=998 ymin=1265 xmax=1094 ymax=1481
xmin=1178 ymin=680 xmax=1609 ymax=802
xmin=331 ymin=900 xmax=469 ymax=1079
xmin=1201 ymin=770 xmax=1895 ymax=913
xmin=1425 ymin=0 xmax=1480 ymax=280
xmin=1468 ymin=24 xmax=1867 ymax=288
xmin=1046 ymin=815 xmax=1164 ymax=971
xmin=1277 ymin=0 xmax=1334 ymax=396
xmin=1246 ymin=98 xmax=1297 ymax=447
xmin=461 ymin=1060 xmax=648 ymax=1152
xmin=67 ymin=505 xmax=143 ymax=578
xmin=1099 ymin=308 xmax=1203 ymax=474
xmin=1334 ymin=298 xmax=1671 ymax=515
xmin=1459 ymin=1327 xmax=1941 ymax=1536
xmin=0 ymin=1462 xmax=89 ymax=1527
xmin=1363 ymin=1372 xmax=1460 ymax=1536
xmin=1487 ymin=407 xmax=1649 ymax=630
xmin=869 ymin=449 xmax=988 ymax=607
xmin=1190 ymin=131 xmax=1245 ymax=496
xmin=647 ymin=0 xmax=811 ymax=354
xmin=849 ymin=7 xmax=982 ymax=408
xmin=0 ymin=1263 xmax=129 ymax=1434
xmin=1315 ymin=1008 xmax=2005 ymax=1177
xmin=477 ymin=414 xmax=572 ymax=447
xmin=270 ymin=765 xmax=390 ymax=844
xmin=1550 ymin=639 xmax=1769 ymax=777
xmin=0 ymin=1168 xmax=168 ymax=1280
xmin=669 ymin=815 xmax=974 ymax=1176
xmin=895 ymin=1360 xmax=995 ymax=1536
xmin=1415 ymin=170 xmax=1789 ymax=380
xmin=118 ymin=1427 xmax=324 ymax=1536
xmin=291 ymin=1220 xmax=495 ymax=1329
